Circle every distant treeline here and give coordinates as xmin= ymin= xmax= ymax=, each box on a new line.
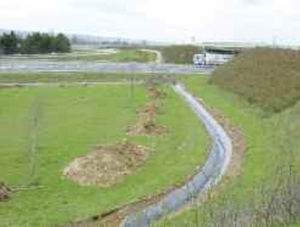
xmin=0 ymin=31 xmax=71 ymax=55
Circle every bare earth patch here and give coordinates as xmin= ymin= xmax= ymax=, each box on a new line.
xmin=63 ymin=141 xmax=148 ymax=188
xmin=127 ymin=83 xmax=168 ymax=136
xmin=126 ymin=101 xmax=167 ymax=136
xmin=147 ymin=83 xmax=167 ymax=99
xmin=0 ymin=182 xmax=12 ymax=202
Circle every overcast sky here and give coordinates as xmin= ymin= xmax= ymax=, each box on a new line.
xmin=0 ymin=0 xmax=299 ymax=45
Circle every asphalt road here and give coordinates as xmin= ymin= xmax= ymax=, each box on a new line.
xmin=0 ymin=61 xmax=213 ymax=74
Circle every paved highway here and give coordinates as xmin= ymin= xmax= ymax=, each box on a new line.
xmin=0 ymin=61 xmax=213 ymax=74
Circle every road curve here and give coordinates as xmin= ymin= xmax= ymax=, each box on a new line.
xmin=140 ymin=49 xmax=163 ymax=64
xmin=121 ymin=83 xmax=232 ymax=227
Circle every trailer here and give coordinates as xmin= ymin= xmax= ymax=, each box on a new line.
xmin=193 ymin=51 xmax=235 ymax=66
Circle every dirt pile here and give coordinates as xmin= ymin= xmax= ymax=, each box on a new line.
xmin=127 ymin=102 xmax=167 ymax=136
xmin=63 ymin=141 xmax=148 ymax=188
xmin=127 ymin=84 xmax=167 ymax=136
xmin=147 ymin=83 xmax=166 ymax=99
xmin=0 ymin=182 xmax=12 ymax=202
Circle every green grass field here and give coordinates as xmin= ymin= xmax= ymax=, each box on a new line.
xmin=0 ymin=72 xmax=186 ymax=84
xmin=156 ymin=75 xmax=300 ymax=226
xmin=56 ymin=48 xmax=156 ymax=62
xmin=0 ymin=48 xmax=156 ymax=63
xmin=0 ymin=72 xmax=152 ymax=83
xmin=0 ymin=82 xmax=209 ymax=226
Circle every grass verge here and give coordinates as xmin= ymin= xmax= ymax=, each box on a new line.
xmin=0 ymin=82 xmax=208 ymax=226
xmin=156 ymin=75 xmax=300 ymax=226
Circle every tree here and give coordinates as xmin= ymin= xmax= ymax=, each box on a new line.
xmin=1 ymin=31 xmax=71 ymax=55
xmin=20 ymin=32 xmax=42 ymax=54
xmin=0 ymin=38 xmax=3 ymax=54
xmin=39 ymin=33 xmax=51 ymax=53
xmin=0 ymin=31 xmax=19 ymax=54
xmin=53 ymin=33 xmax=71 ymax=53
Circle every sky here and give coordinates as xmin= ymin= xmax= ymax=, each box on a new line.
xmin=0 ymin=0 xmax=299 ymax=45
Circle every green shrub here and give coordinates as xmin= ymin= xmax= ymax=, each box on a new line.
xmin=161 ymin=45 xmax=203 ymax=64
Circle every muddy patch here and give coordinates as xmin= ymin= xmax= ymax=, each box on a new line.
xmin=63 ymin=141 xmax=148 ymax=188
xmin=126 ymin=101 xmax=167 ymax=136
xmin=0 ymin=182 xmax=12 ymax=202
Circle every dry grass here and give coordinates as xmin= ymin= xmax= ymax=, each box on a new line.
xmin=211 ymin=47 xmax=300 ymax=112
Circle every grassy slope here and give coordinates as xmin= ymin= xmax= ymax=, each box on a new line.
xmin=0 ymin=83 xmax=208 ymax=226
xmin=212 ymin=48 xmax=300 ymax=112
xmin=156 ymin=76 xmax=300 ymax=226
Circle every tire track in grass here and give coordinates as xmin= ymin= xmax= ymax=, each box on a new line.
xmin=29 ymin=99 xmax=40 ymax=184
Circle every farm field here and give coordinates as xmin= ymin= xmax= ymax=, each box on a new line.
xmin=0 ymin=79 xmax=209 ymax=226
xmin=0 ymin=47 xmax=157 ymax=63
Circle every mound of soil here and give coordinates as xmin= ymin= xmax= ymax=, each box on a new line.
xmin=127 ymin=102 xmax=167 ymax=136
xmin=147 ymin=84 xmax=166 ymax=99
xmin=63 ymin=142 xmax=148 ymax=188
xmin=0 ymin=182 xmax=12 ymax=202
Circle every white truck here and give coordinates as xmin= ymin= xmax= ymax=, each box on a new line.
xmin=193 ymin=52 xmax=234 ymax=66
